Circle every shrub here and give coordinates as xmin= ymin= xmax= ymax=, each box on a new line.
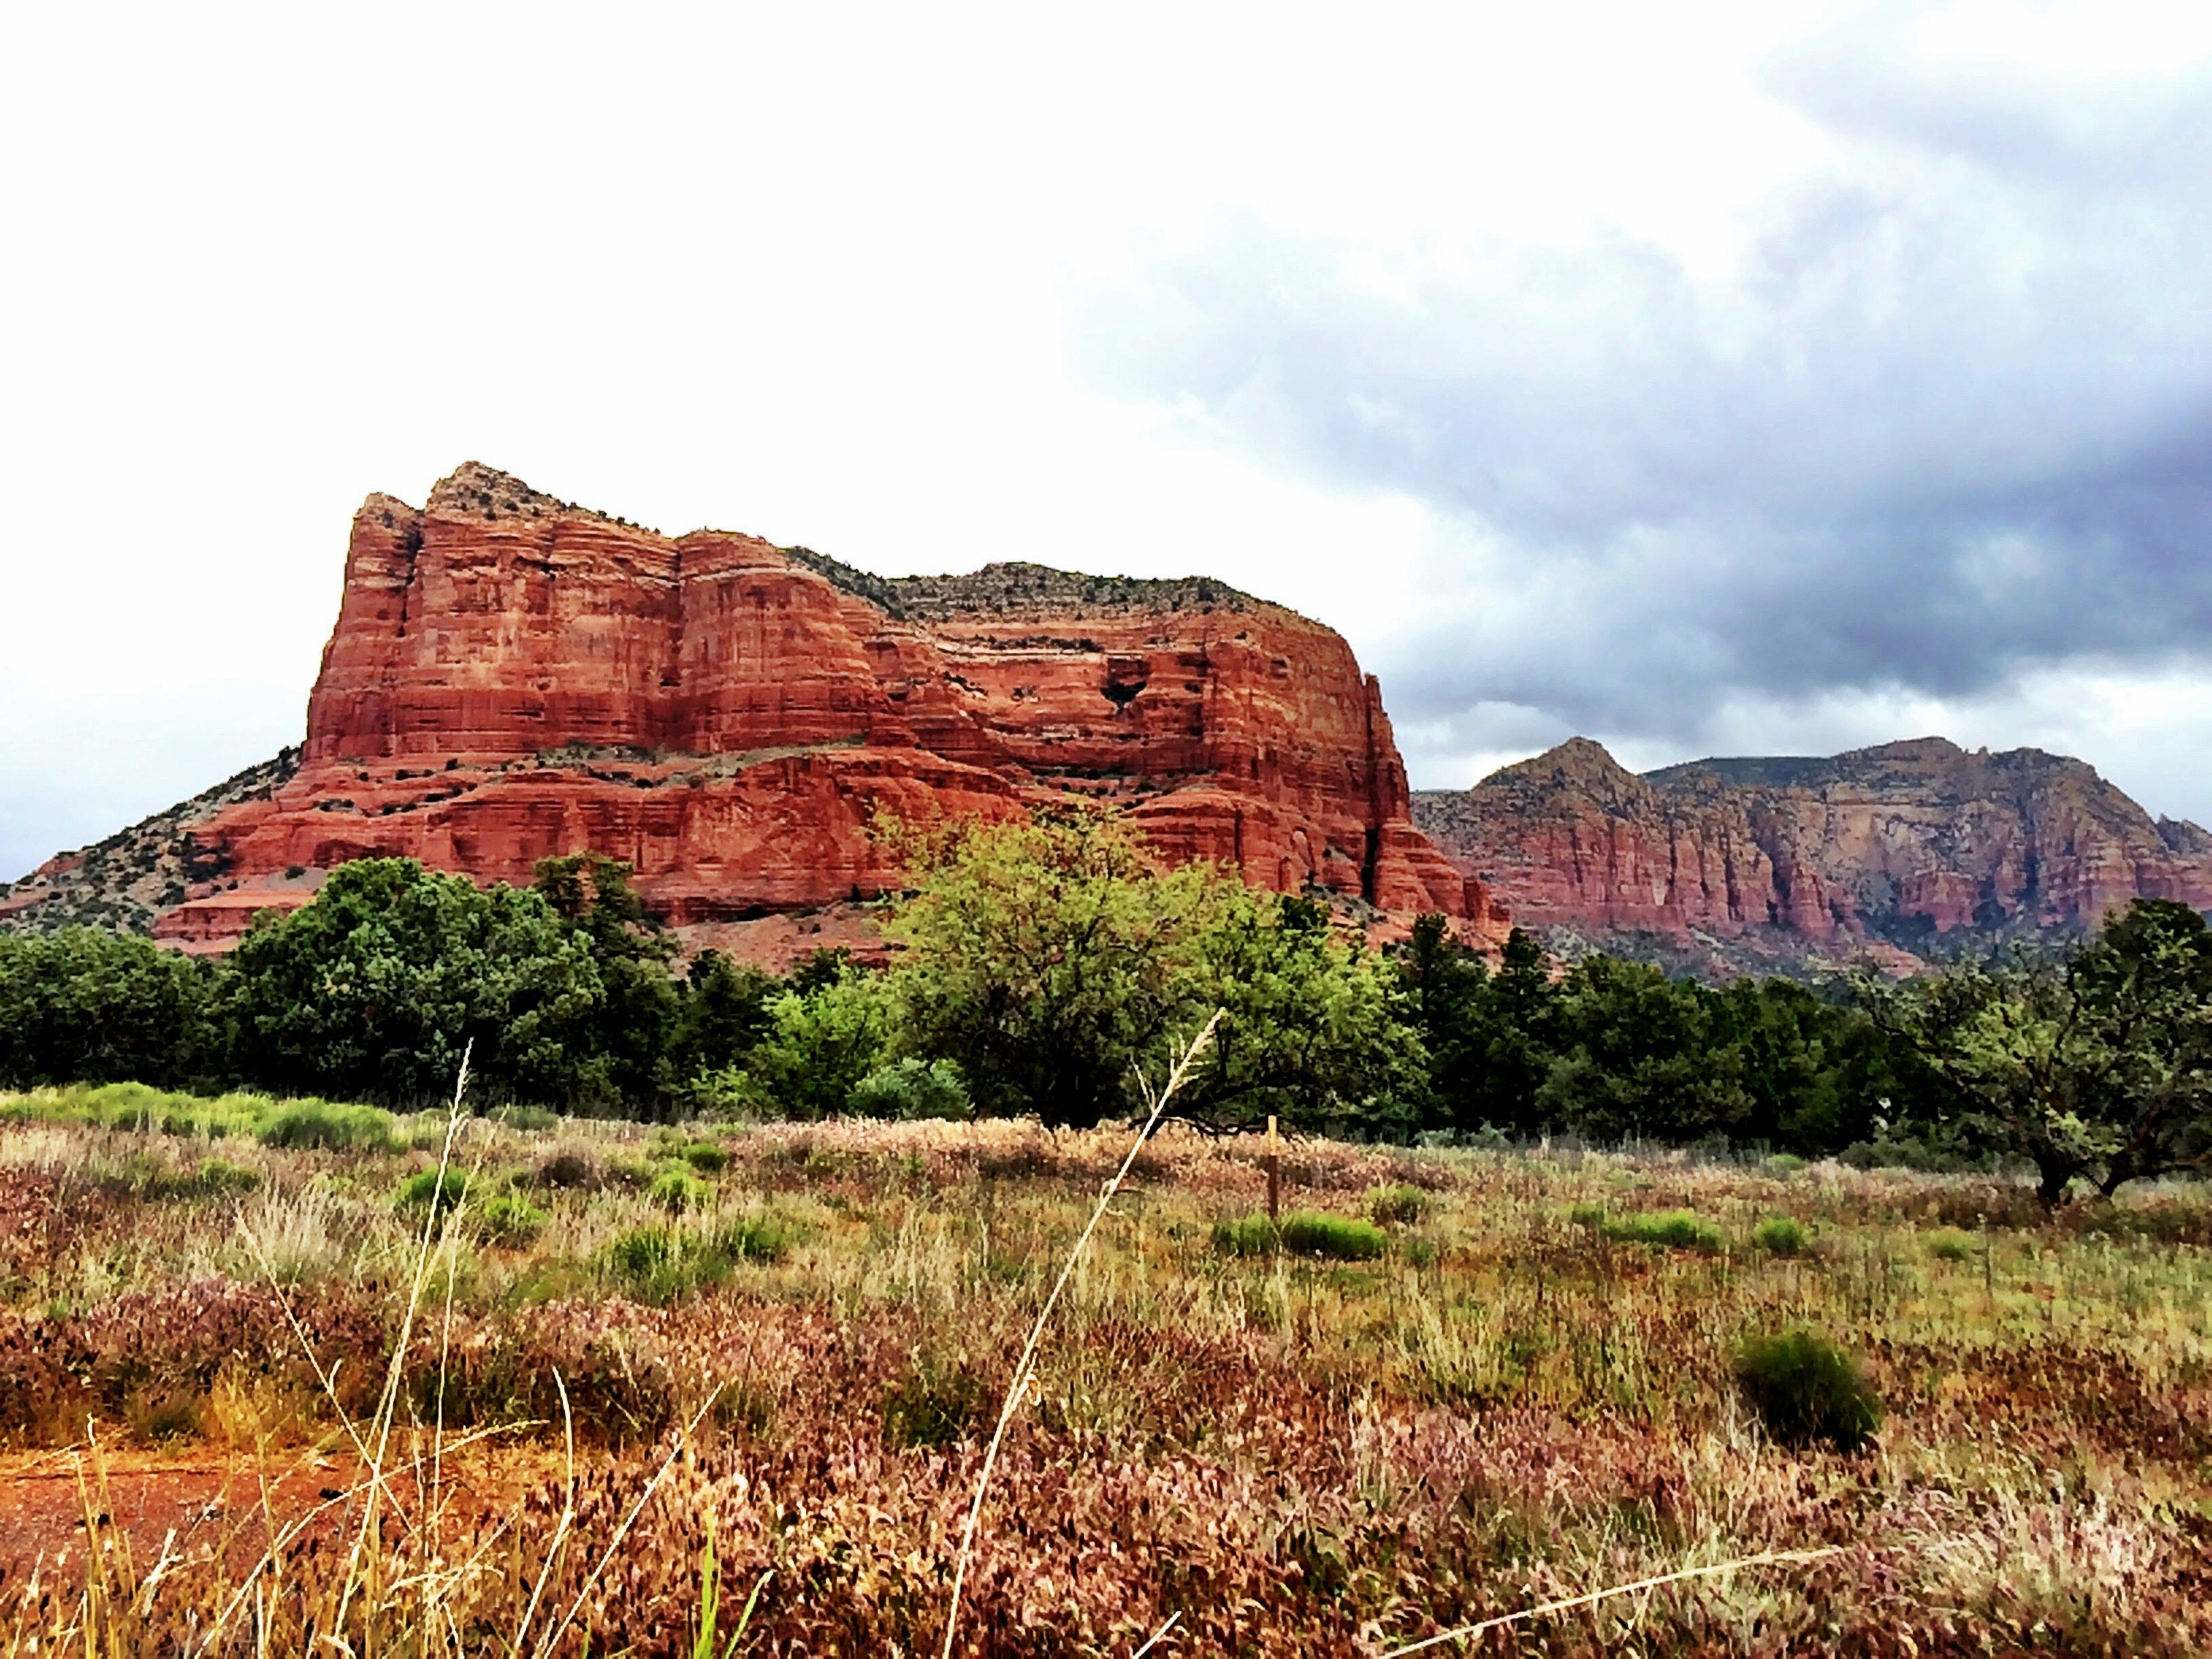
xmin=259 ymin=1101 xmax=396 ymax=1153
xmin=604 ymin=1223 xmax=745 ymax=1304
xmin=1925 ymin=1228 xmax=1975 ymax=1262
xmin=490 ymin=1104 xmax=559 ymax=1132
xmin=607 ymin=1225 xmax=688 ymax=1303
xmin=533 ymin=1147 xmax=600 ymax=1189
xmin=848 ymin=1057 xmax=973 ymax=1121
xmin=1765 ymin=1153 xmax=1806 ymax=1176
xmin=140 ymin=1156 xmax=262 ymax=1202
xmin=1211 ymin=1215 xmax=1281 ymax=1257
xmin=649 ymin=1168 xmax=710 ymax=1212
xmin=83 ymin=1081 xmax=182 ymax=1127
xmin=678 ymin=1141 xmax=729 ymax=1174
xmin=1213 ymin=1212 xmax=1389 ymax=1261
xmin=1366 ymin=1184 xmax=1433 ymax=1226
xmin=1280 ymin=1213 xmax=1389 ymax=1259
xmin=1603 ymin=1210 xmax=1724 ymax=1253
xmin=187 ymin=1157 xmax=261 ymax=1199
xmin=882 ymin=1353 xmax=983 ymax=1450
xmin=714 ymin=1212 xmax=795 ymax=1264
xmin=1753 ymin=1217 xmax=1809 ymax=1256
xmin=478 ymin=1190 xmax=549 ymax=1245
xmin=1734 ymin=1329 xmax=1882 ymax=1452
xmin=397 ymin=1168 xmax=472 ymax=1219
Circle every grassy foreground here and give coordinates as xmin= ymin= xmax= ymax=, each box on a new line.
xmin=0 ymin=1085 xmax=2207 ymax=1654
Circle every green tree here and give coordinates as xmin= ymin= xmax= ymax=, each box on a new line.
xmin=1538 ymin=954 xmax=1750 ymax=1143
xmin=1393 ymin=913 xmax=1492 ymax=1131
xmin=880 ymin=811 xmax=1418 ymax=1132
xmin=0 ymin=928 xmax=224 ymax=1088
xmin=532 ymin=853 xmax=679 ymax=1106
xmin=1867 ymin=899 xmax=2212 ymax=1204
xmin=670 ymin=949 xmax=779 ymax=1080
xmin=880 ymin=811 xmax=1224 ymax=1128
xmin=1476 ymin=927 xmax=1561 ymax=1134
xmin=1177 ymin=890 xmax=1425 ymax=1136
xmin=2075 ymin=900 xmax=2212 ymax=1193
xmin=227 ymin=858 xmax=608 ymax=1106
xmin=699 ymin=964 xmax=889 ymax=1120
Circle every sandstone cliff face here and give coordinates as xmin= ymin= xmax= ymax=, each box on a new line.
xmin=1412 ymin=736 xmax=2212 ymax=970
xmin=103 ymin=464 xmax=1494 ymax=951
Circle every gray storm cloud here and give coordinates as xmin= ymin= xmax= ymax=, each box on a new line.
xmin=1083 ymin=45 xmax=2212 ymax=746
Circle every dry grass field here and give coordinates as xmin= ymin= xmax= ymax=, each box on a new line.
xmin=0 ymin=1083 xmax=2207 ymax=1656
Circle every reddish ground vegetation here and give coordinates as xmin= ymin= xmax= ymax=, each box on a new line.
xmin=0 ymin=1105 xmax=2204 ymax=1654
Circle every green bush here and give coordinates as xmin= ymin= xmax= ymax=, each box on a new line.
xmin=649 ymin=1168 xmax=710 ymax=1212
xmin=1602 ymin=1210 xmax=1725 ymax=1254
xmin=142 ymin=1156 xmax=262 ymax=1202
xmin=881 ymin=1353 xmax=983 ymax=1450
xmin=602 ymin=1222 xmax=763 ymax=1304
xmin=1734 ymin=1329 xmax=1882 ymax=1452
xmin=259 ymin=1100 xmax=396 ymax=1153
xmin=490 ymin=1104 xmax=559 ymax=1132
xmin=1925 ymin=1227 xmax=1975 ymax=1262
xmin=678 ymin=1141 xmax=729 ymax=1174
xmin=848 ymin=1057 xmax=972 ymax=1121
xmin=83 ymin=1081 xmax=181 ymax=1126
xmin=1366 ymin=1184 xmax=1433 ymax=1227
xmin=1753 ymin=1216 xmax=1809 ymax=1256
xmin=397 ymin=1168 xmax=472 ymax=1219
xmin=1212 ymin=1212 xmax=1389 ymax=1261
xmin=478 ymin=1190 xmax=548 ymax=1245
xmin=713 ymin=1212 xmax=795 ymax=1264
xmin=1211 ymin=1215 xmax=1280 ymax=1257
xmin=607 ymin=1225 xmax=691 ymax=1303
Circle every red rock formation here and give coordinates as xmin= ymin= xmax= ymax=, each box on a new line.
xmin=1413 ymin=735 xmax=2212 ymax=971
xmin=130 ymin=464 xmax=1497 ymax=951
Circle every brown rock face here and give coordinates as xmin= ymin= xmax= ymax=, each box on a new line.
xmin=125 ymin=464 xmax=1493 ymax=949
xmin=1414 ymin=735 xmax=2212 ymax=971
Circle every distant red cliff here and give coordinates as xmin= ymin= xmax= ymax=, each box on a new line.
xmin=24 ymin=464 xmax=1498 ymax=953
xmin=1414 ymin=735 xmax=2212 ymax=972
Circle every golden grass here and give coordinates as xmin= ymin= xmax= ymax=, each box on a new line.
xmin=0 ymin=1089 xmax=2203 ymax=1653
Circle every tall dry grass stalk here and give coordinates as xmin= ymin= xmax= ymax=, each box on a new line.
xmin=1378 ymin=1547 xmax=1846 ymax=1656
xmin=939 ymin=1010 xmax=1221 ymax=1659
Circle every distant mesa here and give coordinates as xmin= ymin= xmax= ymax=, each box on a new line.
xmin=1 ymin=463 xmax=1500 ymax=962
xmin=1413 ymin=735 xmax=2212 ymax=975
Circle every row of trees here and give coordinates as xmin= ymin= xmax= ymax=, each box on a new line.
xmin=3 ymin=811 xmax=2208 ymax=1202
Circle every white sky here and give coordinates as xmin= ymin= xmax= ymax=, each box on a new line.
xmin=6 ymin=1 xmax=2212 ymax=882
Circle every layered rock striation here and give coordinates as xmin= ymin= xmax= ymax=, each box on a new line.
xmin=52 ymin=464 xmax=1495 ymax=950
xmin=1414 ymin=736 xmax=2212 ymax=971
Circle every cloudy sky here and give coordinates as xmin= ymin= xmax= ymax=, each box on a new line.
xmin=6 ymin=1 xmax=2212 ymax=881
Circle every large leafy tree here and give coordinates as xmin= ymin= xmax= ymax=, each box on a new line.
xmin=670 ymin=949 xmax=779 ymax=1080
xmin=0 ymin=928 xmax=224 ymax=1089
xmin=1865 ymin=899 xmax=2212 ymax=1204
xmin=1537 ymin=954 xmax=1752 ymax=1143
xmin=1393 ymin=913 xmax=1492 ymax=1131
xmin=531 ymin=853 xmax=680 ymax=1105
xmin=1415 ymin=923 xmax=1561 ymax=1136
xmin=881 ymin=811 xmax=1416 ymax=1130
xmin=699 ymin=962 xmax=890 ymax=1120
xmin=1177 ymin=892 xmax=1425 ymax=1136
xmin=228 ymin=858 xmax=609 ymax=1106
xmin=880 ymin=811 xmax=1225 ymax=1128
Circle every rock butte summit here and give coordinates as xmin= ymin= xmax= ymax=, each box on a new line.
xmin=108 ymin=464 xmax=1502 ymax=954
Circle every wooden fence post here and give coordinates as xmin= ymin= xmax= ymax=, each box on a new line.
xmin=1266 ymin=1115 xmax=1280 ymax=1225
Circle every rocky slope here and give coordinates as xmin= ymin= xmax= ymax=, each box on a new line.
xmin=5 ymin=464 xmax=1500 ymax=954
xmin=0 ymin=752 xmax=304 ymax=937
xmin=1413 ymin=736 xmax=2212 ymax=973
